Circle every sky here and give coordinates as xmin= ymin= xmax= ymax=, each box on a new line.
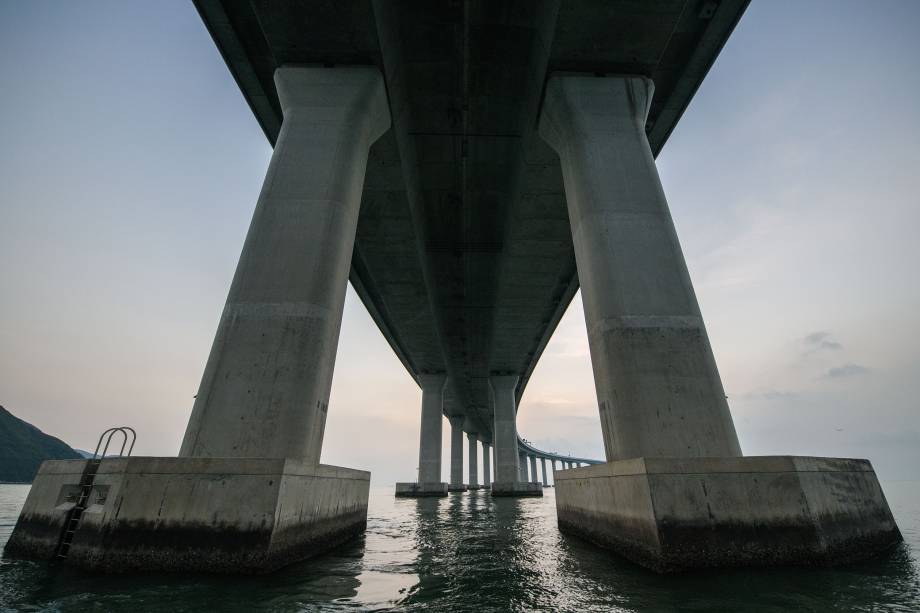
xmin=1 ymin=1 xmax=918 ymax=485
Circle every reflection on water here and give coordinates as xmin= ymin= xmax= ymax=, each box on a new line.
xmin=1 ymin=483 xmax=918 ymax=612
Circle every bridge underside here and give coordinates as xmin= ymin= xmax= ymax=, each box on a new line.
xmin=193 ymin=0 xmax=748 ymax=433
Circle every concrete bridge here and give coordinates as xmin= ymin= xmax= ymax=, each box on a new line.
xmin=6 ymin=0 xmax=901 ymax=574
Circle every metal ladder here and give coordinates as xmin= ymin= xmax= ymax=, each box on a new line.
xmin=55 ymin=427 xmax=136 ymax=559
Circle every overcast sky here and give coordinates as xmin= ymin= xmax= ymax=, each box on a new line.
xmin=1 ymin=1 xmax=918 ymax=485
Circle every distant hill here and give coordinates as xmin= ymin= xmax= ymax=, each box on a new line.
xmin=0 ymin=405 xmax=82 ymax=483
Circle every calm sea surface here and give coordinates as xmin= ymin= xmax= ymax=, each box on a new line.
xmin=1 ymin=482 xmax=918 ymax=612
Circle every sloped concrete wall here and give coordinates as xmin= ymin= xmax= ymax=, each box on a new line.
xmin=555 ymin=456 xmax=901 ymax=572
xmin=5 ymin=458 xmax=369 ymax=573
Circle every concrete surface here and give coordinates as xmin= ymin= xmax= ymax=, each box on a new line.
xmin=180 ymin=66 xmax=390 ymax=462
xmin=467 ymin=432 xmax=480 ymax=489
xmin=491 ymin=481 xmax=544 ymax=497
xmin=448 ymin=416 xmax=465 ymax=491
xmin=5 ymin=457 xmax=370 ymax=573
xmin=193 ymin=0 xmax=751 ymax=446
xmin=490 ymin=376 xmax=522 ymax=487
xmin=395 ymin=482 xmax=448 ymax=498
xmin=554 ymin=456 xmax=902 ymax=572
xmin=481 ymin=441 xmax=491 ymax=489
xmin=538 ymin=73 xmax=742 ymax=461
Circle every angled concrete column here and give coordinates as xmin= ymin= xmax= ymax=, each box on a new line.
xmin=489 ymin=376 xmax=541 ymax=496
xmin=396 ymin=374 xmax=448 ymax=497
xmin=481 ymin=440 xmax=491 ymax=489
xmin=539 ymin=74 xmax=741 ymax=461
xmin=540 ymin=74 xmax=900 ymax=571
xmin=9 ymin=67 xmax=388 ymax=573
xmin=448 ymin=416 xmax=466 ymax=492
xmin=181 ymin=66 xmax=390 ymax=462
xmin=529 ymin=456 xmax=538 ymax=484
xmin=467 ymin=432 xmax=480 ymax=489
xmin=540 ymin=458 xmax=549 ymax=487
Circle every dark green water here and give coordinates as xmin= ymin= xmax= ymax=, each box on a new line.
xmin=1 ymin=483 xmax=918 ymax=612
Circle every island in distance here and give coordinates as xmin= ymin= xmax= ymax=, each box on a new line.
xmin=0 ymin=405 xmax=81 ymax=483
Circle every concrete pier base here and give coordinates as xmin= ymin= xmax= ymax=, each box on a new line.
xmin=394 ymin=482 xmax=448 ymax=497
xmin=491 ymin=481 xmax=543 ymax=497
xmin=5 ymin=457 xmax=370 ymax=573
xmin=447 ymin=484 xmax=468 ymax=493
xmin=554 ymin=456 xmax=901 ymax=573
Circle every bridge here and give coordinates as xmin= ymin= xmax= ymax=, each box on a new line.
xmin=6 ymin=0 xmax=901 ymax=575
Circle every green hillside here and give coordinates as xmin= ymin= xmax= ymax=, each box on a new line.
xmin=0 ymin=405 xmax=82 ymax=483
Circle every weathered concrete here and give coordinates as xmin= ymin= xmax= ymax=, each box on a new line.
xmin=554 ymin=456 xmax=902 ymax=572
xmin=395 ymin=482 xmax=448 ymax=498
xmin=492 ymin=481 xmax=543 ymax=497
xmin=519 ymin=452 xmax=528 ymax=481
xmin=396 ymin=374 xmax=448 ymax=497
xmin=539 ymin=73 xmax=741 ymax=462
xmin=181 ymin=66 xmax=390 ymax=462
xmin=541 ymin=458 xmax=549 ymax=487
xmin=481 ymin=441 xmax=491 ymax=490
xmin=5 ymin=458 xmax=369 ymax=573
xmin=529 ymin=456 xmax=538 ymax=484
xmin=467 ymin=432 xmax=480 ymax=490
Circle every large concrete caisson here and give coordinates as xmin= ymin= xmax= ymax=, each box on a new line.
xmin=539 ymin=73 xmax=901 ymax=571
xmin=7 ymin=66 xmax=390 ymax=573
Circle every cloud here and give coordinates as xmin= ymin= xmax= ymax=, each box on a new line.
xmin=803 ymin=331 xmax=843 ymax=353
xmin=740 ymin=390 xmax=799 ymax=401
xmin=823 ymin=363 xmax=870 ymax=379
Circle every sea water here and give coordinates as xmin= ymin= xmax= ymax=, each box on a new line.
xmin=1 ymin=482 xmax=918 ymax=612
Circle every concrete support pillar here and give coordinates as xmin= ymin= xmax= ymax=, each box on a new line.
xmin=539 ymin=74 xmax=742 ymax=461
xmin=448 ymin=416 xmax=465 ymax=491
xmin=529 ymin=456 xmax=538 ymax=484
xmin=481 ymin=441 xmax=491 ymax=488
xmin=541 ymin=457 xmax=549 ymax=486
xmin=417 ymin=374 xmax=447 ymax=484
xmin=519 ymin=451 xmax=528 ymax=481
xmin=489 ymin=376 xmax=521 ymax=484
xmin=467 ymin=432 xmax=479 ymax=489
xmin=181 ymin=66 xmax=389 ymax=461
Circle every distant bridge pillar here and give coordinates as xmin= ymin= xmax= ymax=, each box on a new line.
xmin=529 ymin=456 xmax=538 ymax=484
xmin=539 ymin=74 xmax=742 ymax=461
xmin=467 ymin=432 xmax=480 ymax=489
xmin=519 ymin=451 xmax=528 ymax=481
xmin=448 ymin=416 xmax=465 ymax=492
xmin=180 ymin=66 xmax=390 ymax=462
xmin=489 ymin=376 xmax=541 ymax=496
xmin=481 ymin=440 xmax=491 ymax=489
xmin=396 ymin=374 xmax=448 ymax=496
xmin=540 ymin=458 xmax=549 ymax=487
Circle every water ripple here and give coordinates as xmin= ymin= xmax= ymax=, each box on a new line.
xmin=1 ymin=483 xmax=918 ymax=612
